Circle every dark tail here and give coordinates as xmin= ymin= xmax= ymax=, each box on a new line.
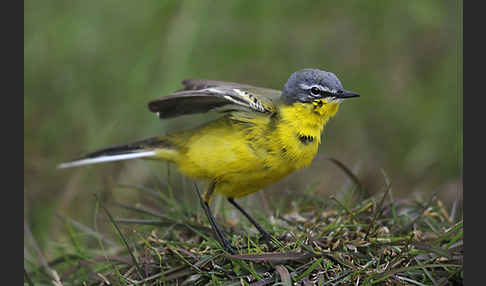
xmin=57 ymin=137 xmax=173 ymax=169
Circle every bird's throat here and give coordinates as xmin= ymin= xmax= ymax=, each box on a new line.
xmin=279 ymin=101 xmax=340 ymax=140
xmin=269 ymin=101 xmax=340 ymax=169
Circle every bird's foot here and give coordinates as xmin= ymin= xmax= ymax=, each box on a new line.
xmin=220 ymin=236 xmax=237 ymax=255
xmin=260 ymin=232 xmax=279 ymax=252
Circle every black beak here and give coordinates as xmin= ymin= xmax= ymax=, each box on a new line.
xmin=335 ymin=89 xmax=360 ymax=99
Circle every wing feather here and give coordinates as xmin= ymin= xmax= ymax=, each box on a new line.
xmin=148 ymin=79 xmax=281 ymax=119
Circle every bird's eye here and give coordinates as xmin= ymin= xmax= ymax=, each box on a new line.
xmin=310 ymin=87 xmax=321 ymax=96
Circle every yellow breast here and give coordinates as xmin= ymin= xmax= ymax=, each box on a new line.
xmin=274 ymin=100 xmax=340 ymax=168
xmin=171 ymin=99 xmax=341 ymax=199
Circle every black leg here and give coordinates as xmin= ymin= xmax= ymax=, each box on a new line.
xmin=228 ymin=197 xmax=276 ymax=251
xmin=201 ymin=201 xmax=236 ymax=254
xmin=194 ymin=184 xmax=235 ymax=254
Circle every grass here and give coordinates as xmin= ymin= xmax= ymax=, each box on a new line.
xmin=24 ymin=163 xmax=463 ymax=285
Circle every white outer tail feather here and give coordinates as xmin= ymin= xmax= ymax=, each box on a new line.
xmin=57 ymin=151 xmax=157 ymax=169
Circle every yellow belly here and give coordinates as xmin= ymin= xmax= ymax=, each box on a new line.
xmin=167 ymin=100 xmax=340 ymax=199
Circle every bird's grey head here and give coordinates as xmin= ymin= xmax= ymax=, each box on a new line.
xmin=281 ymin=69 xmax=359 ymax=104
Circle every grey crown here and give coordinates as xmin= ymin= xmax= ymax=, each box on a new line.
xmin=281 ymin=69 xmax=344 ymax=103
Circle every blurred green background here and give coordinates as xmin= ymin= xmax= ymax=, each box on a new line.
xmin=24 ymin=0 xmax=462 ymax=258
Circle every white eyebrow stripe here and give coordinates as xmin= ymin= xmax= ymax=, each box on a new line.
xmin=299 ymin=83 xmax=321 ymax=90
xmin=299 ymin=83 xmax=338 ymax=94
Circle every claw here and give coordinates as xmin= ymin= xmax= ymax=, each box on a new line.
xmin=260 ymin=233 xmax=277 ymax=252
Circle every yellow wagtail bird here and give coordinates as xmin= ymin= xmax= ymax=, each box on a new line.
xmin=58 ymin=68 xmax=360 ymax=253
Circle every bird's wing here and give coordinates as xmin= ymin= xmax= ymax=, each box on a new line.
xmin=148 ymin=79 xmax=281 ymax=119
